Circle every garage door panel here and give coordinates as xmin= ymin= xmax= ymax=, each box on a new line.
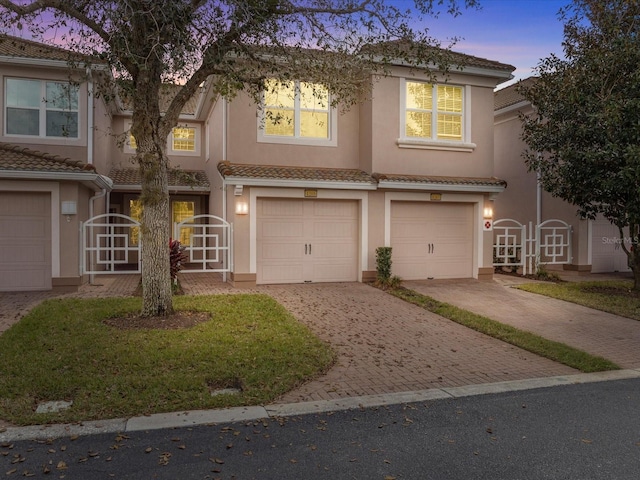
xmin=0 ymin=267 xmax=49 ymax=290
xmin=259 ymin=264 xmax=305 ymax=283
xmin=257 ymin=199 xmax=358 ymax=284
xmin=261 ymin=220 xmax=304 ymax=239
xmin=0 ymin=243 xmax=48 ymax=263
xmin=260 ymin=243 xmax=305 ymax=261
xmin=260 ymin=198 xmax=304 ymax=216
xmin=0 ymin=192 xmax=51 ymax=291
xmin=312 ymin=220 xmax=356 ymax=239
xmin=312 ymin=263 xmax=356 ymax=282
xmin=391 ymin=201 xmax=473 ymax=280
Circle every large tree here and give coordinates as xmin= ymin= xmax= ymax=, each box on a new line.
xmin=0 ymin=0 xmax=478 ymax=316
xmin=520 ymin=0 xmax=640 ymax=288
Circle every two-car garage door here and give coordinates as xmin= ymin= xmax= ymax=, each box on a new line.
xmin=0 ymin=192 xmax=52 ymax=291
xmin=257 ymin=198 xmax=358 ymax=284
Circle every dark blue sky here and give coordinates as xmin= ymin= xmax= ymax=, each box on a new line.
xmin=415 ymin=0 xmax=569 ymax=86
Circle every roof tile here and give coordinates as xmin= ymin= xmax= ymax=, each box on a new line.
xmin=495 ymin=77 xmax=537 ymax=111
xmin=109 ymin=168 xmax=210 ymax=190
xmin=373 ymin=172 xmax=507 ymax=187
xmin=218 ymin=162 xmax=376 ymax=184
xmin=0 ymin=143 xmax=94 ymax=173
xmin=0 ymin=34 xmax=100 ymax=64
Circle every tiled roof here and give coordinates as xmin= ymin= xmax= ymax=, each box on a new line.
xmin=361 ymin=39 xmax=515 ymax=74
xmin=373 ymin=172 xmax=507 ymax=188
xmin=109 ymin=168 xmax=210 ymax=190
xmin=495 ymin=77 xmax=537 ymax=111
xmin=218 ymin=162 xmax=377 ymax=185
xmin=0 ymin=34 xmax=99 ymax=64
xmin=117 ymin=82 xmax=200 ymax=115
xmin=218 ymin=162 xmax=506 ymax=190
xmin=0 ymin=143 xmax=95 ymax=173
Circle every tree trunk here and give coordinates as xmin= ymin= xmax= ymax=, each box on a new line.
xmin=139 ymin=151 xmax=173 ymax=317
xmin=631 ymin=248 xmax=640 ymax=291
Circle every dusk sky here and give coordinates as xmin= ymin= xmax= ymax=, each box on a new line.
xmin=8 ymin=0 xmax=570 ymax=88
xmin=417 ymin=0 xmax=570 ymax=87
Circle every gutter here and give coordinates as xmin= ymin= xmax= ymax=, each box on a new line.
xmin=376 ymin=180 xmax=506 ymax=193
xmin=222 ymin=176 xmax=378 ymax=191
xmin=0 ymin=170 xmax=113 ymax=191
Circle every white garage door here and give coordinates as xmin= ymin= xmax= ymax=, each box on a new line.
xmin=0 ymin=192 xmax=52 ymax=291
xmin=257 ymin=198 xmax=358 ymax=284
xmin=591 ymin=215 xmax=630 ymax=273
xmin=391 ymin=201 xmax=473 ymax=280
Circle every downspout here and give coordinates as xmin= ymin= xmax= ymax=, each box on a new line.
xmin=536 ymin=168 xmax=541 ymax=226
xmin=86 ymin=68 xmax=94 ymax=165
xmin=535 ymin=158 xmax=542 ymax=274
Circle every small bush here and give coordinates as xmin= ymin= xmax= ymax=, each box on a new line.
xmin=374 ymin=246 xmax=402 ymax=290
xmin=169 ymin=238 xmax=188 ymax=282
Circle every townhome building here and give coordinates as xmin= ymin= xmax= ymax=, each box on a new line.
xmin=0 ymin=33 xmax=515 ymax=292
xmin=494 ymin=79 xmax=631 ymax=274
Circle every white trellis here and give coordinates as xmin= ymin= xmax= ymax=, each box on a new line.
xmin=82 ymin=213 xmax=142 ymax=275
xmin=493 ymin=218 xmax=573 ymax=275
xmin=174 ymin=214 xmax=232 ymax=280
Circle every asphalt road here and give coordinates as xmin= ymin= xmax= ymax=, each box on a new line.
xmin=2 ymin=378 xmax=640 ymax=479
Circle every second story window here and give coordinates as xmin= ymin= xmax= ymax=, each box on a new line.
xmin=171 ymin=127 xmax=196 ymax=152
xmin=126 ymin=124 xmax=200 ymax=155
xmin=259 ymin=79 xmax=337 ymax=147
xmin=5 ymin=78 xmax=79 ymax=138
xmin=400 ymin=80 xmax=474 ymax=152
xmin=405 ymin=82 xmax=462 ymax=141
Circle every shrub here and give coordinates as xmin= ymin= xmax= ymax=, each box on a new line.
xmin=375 ymin=246 xmax=402 ymax=290
xmin=169 ymin=238 xmax=188 ymax=282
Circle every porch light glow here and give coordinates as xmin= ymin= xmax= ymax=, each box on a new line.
xmin=235 ymin=201 xmax=249 ymax=215
xmin=483 ymin=207 xmax=493 ymax=219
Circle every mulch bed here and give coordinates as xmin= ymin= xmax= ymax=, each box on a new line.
xmin=104 ymin=311 xmax=211 ymax=330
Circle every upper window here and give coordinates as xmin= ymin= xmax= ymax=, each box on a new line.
xmin=5 ymin=78 xmax=79 ymax=138
xmin=171 ymin=127 xmax=196 ymax=152
xmin=258 ymin=79 xmax=337 ymax=147
xmin=400 ymin=80 xmax=474 ymax=152
xmin=125 ymin=124 xmax=200 ymax=155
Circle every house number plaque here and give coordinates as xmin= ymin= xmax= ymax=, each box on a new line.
xmin=304 ymin=189 xmax=318 ymax=198
xmin=430 ymin=193 xmax=442 ymax=201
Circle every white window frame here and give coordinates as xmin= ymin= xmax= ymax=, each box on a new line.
xmin=398 ymin=79 xmax=475 ymax=152
xmin=257 ymin=80 xmax=338 ymax=147
xmin=169 ymin=124 xmax=201 ymax=156
xmin=4 ymin=77 xmax=80 ymax=139
xmin=123 ymin=121 xmax=201 ymax=156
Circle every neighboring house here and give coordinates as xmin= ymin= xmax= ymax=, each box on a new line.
xmin=0 ymin=35 xmax=113 ymax=291
xmin=1 ymin=33 xmax=516 ymax=291
xmin=493 ymin=78 xmax=631 ymax=274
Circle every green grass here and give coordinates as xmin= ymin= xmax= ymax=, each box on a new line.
xmin=0 ymin=294 xmax=335 ymax=426
xmin=390 ymin=287 xmax=619 ymax=374
xmin=516 ymin=280 xmax=640 ymax=321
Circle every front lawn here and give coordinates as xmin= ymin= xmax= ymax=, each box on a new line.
xmin=516 ymin=280 xmax=640 ymax=321
xmin=0 ymin=294 xmax=335 ymax=426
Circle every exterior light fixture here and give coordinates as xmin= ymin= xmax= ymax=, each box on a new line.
xmin=483 ymin=207 xmax=493 ymax=219
xmin=235 ymin=201 xmax=249 ymax=215
xmin=61 ymin=201 xmax=77 ymax=222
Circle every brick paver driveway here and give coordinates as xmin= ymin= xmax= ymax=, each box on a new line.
xmin=257 ymin=282 xmax=576 ymax=403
